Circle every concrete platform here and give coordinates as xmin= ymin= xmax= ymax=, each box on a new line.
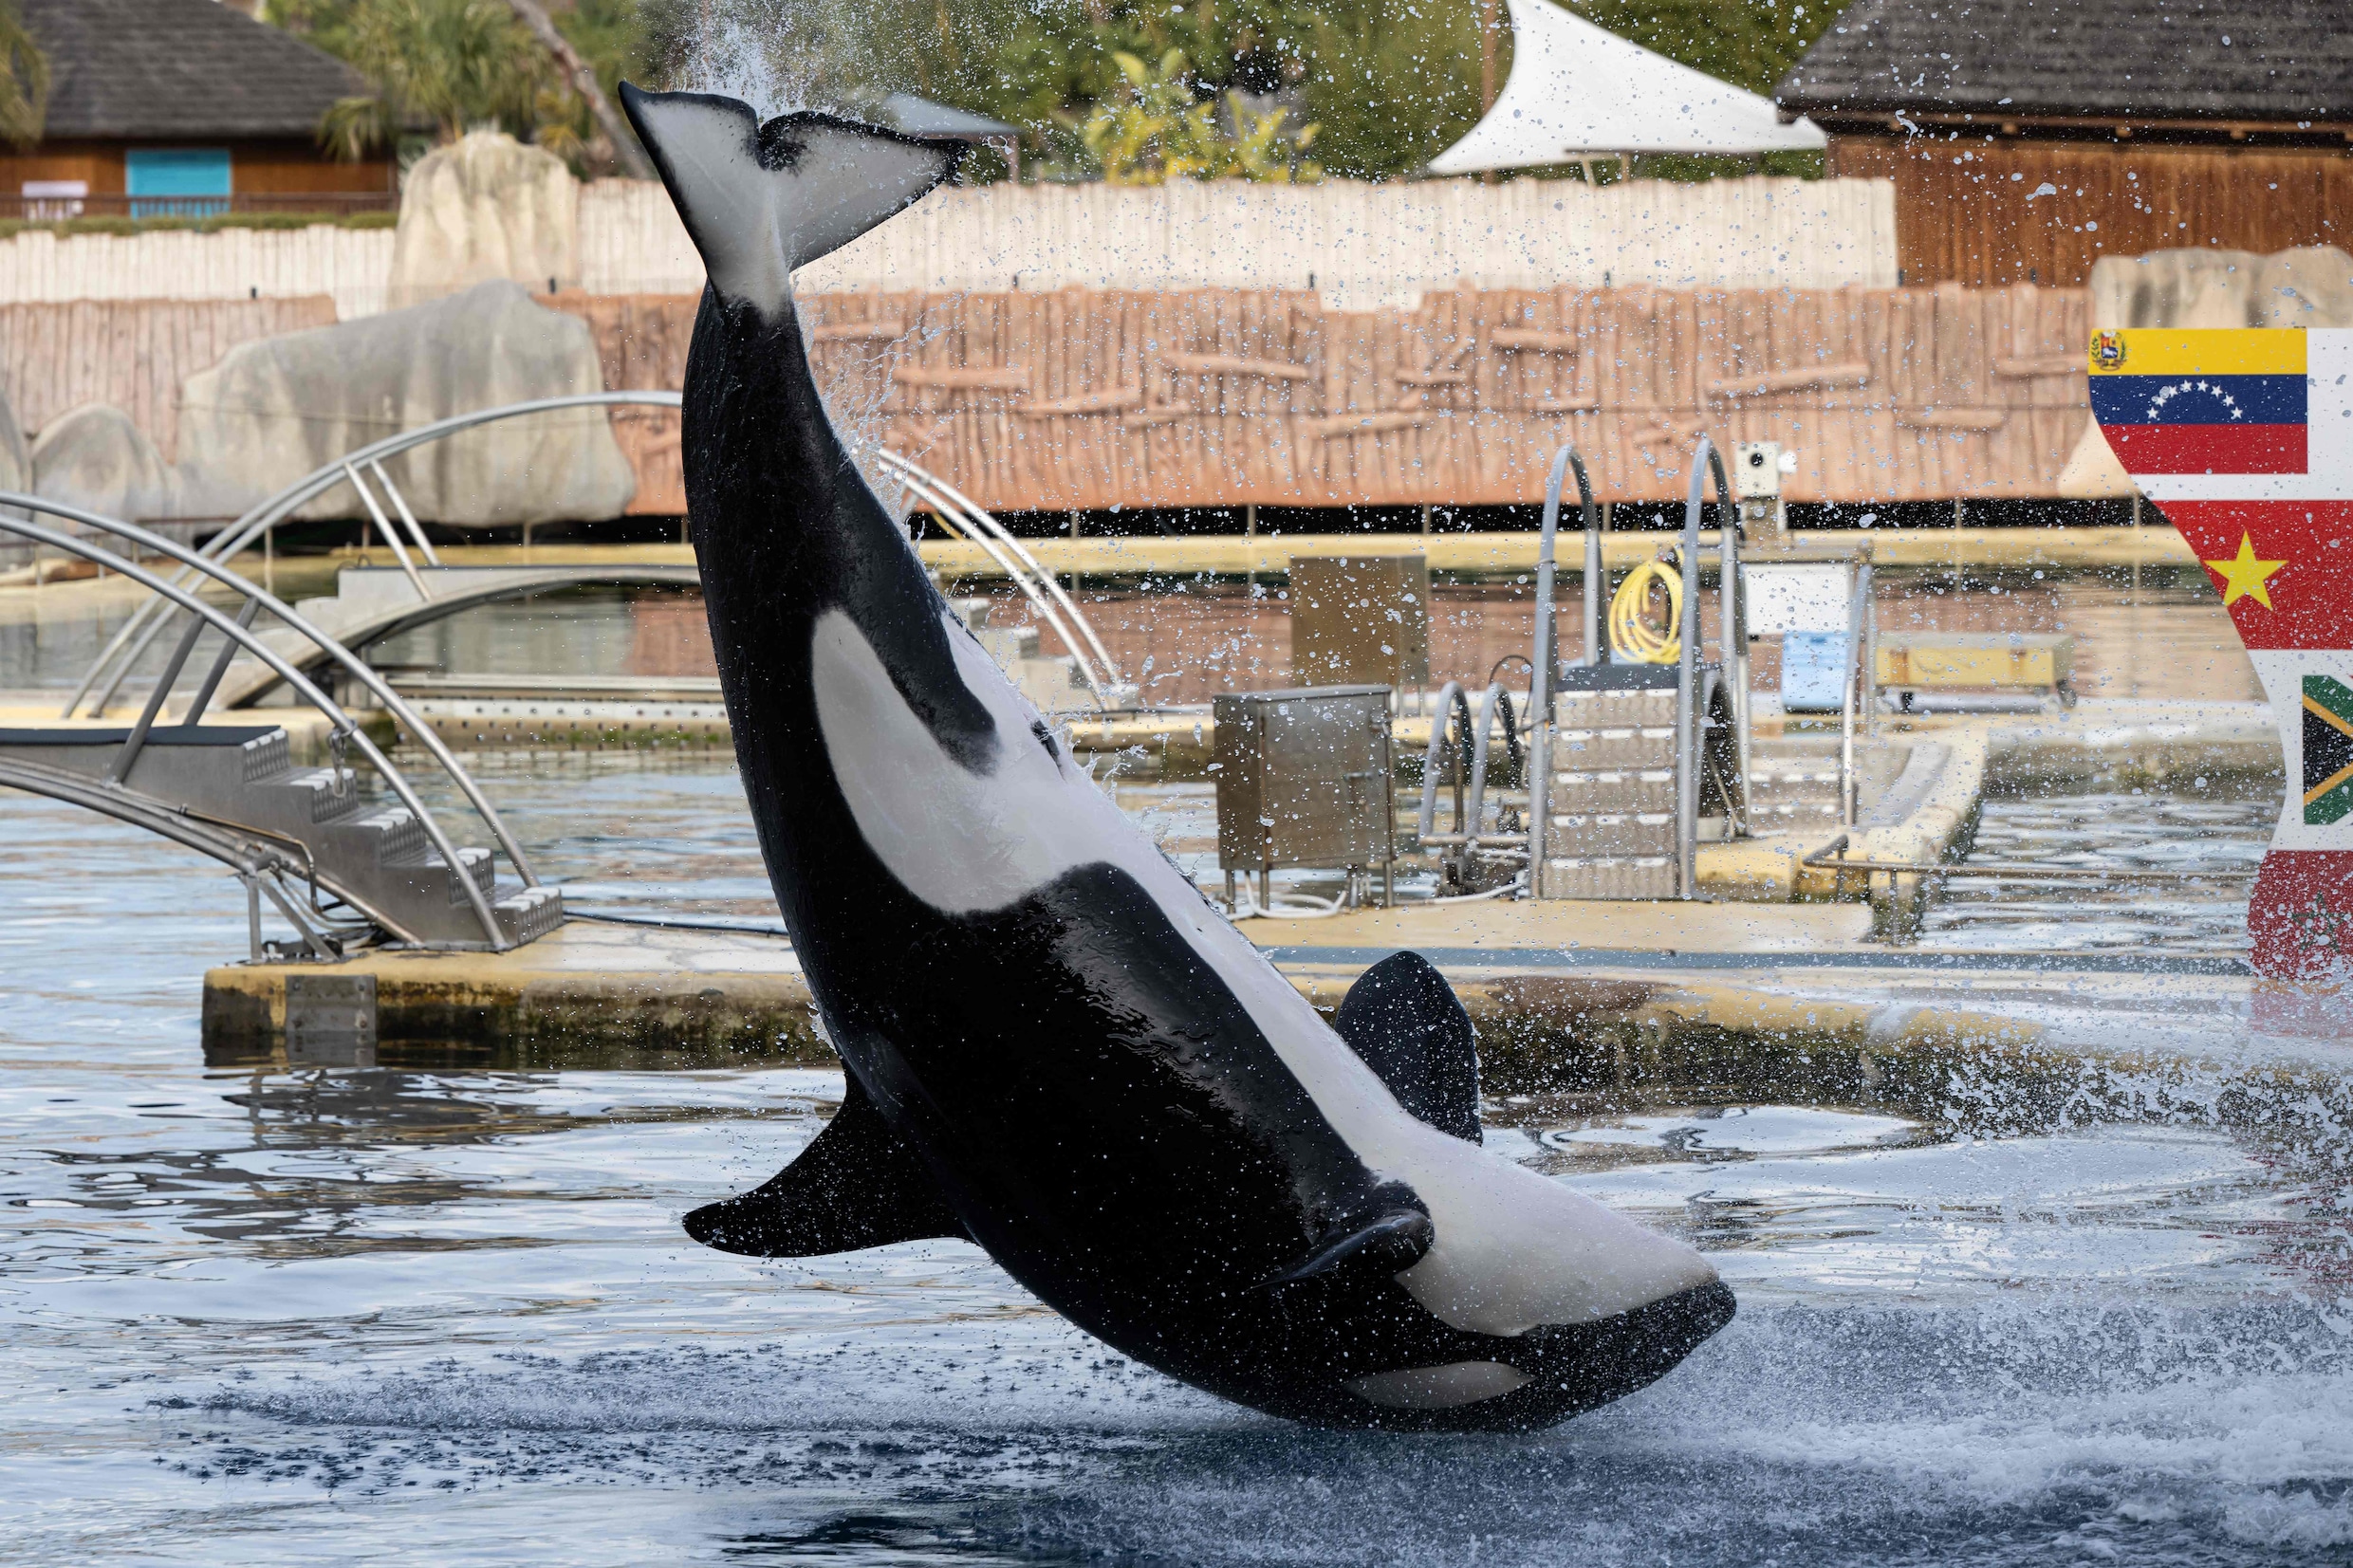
xmin=200 ymin=900 xmax=2339 ymax=1138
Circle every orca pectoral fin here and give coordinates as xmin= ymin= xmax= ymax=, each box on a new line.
xmin=1265 ymin=1206 xmax=1435 ymax=1290
xmin=684 ymin=1075 xmax=966 ymax=1258
xmin=1333 ymin=951 xmax=1482 ymax=1142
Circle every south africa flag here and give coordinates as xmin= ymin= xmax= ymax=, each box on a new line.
xmin=2308 ymin=676 xmax=2353 ymax=825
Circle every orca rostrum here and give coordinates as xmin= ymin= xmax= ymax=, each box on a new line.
xmin=619 ymin=82 xmax=1734 ymax=1430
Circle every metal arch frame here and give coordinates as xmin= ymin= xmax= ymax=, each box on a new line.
xmin=69 ymin=390 xmax=1136 ymax=716
xmin=211 ymin=562 xmax=703 ymax=710
xmin=69 ymin=392 xmax=690 ymax=719
xmin=867 ymin=447 xmax=1127 ymax=707
xmin=0 ymin=505 xmax=516 ymax=949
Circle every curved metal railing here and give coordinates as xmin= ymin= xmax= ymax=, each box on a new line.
xmin=865 ymin=447 xmax=1127 ymax=710
xmin=0 ymin=499 xmax=526 ymax=949
xmin=67 ymin=392 xmax=688 ymax=719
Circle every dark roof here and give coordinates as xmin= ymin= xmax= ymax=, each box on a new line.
xmin=1776 ymin=1 xmax=2353 ymax=125
xmin=25 ymin=0 xmax=369 ymax=141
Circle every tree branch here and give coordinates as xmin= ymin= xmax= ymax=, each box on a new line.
xmin=500 ymin=0 xmax=656 ymax=181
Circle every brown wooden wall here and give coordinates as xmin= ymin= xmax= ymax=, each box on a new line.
xmin=0 ymin=139 xmax=396 ymax=199
xmin=1830 ymin=134 xmax=2353 ymax=288
xmin=0 ymin=295 xmax=340 ymax=460
xmin=557 ymin=284 xmax=2093 ymax=515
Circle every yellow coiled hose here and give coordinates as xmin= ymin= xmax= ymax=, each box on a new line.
xmin=1608 ymin=554 xmax=1684 ymax=664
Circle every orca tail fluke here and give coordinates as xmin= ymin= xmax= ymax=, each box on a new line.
xmin=683 ymin=1074 xmax=967 ymax=1258
xmin=618 ymin=83 xmax=956 ymax=314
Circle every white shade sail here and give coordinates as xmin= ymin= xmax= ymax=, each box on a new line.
xmin=1429 ymin=0 xmax=1828 ymax=173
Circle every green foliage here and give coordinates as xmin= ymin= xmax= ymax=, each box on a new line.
xmin=272 ymin=0 xmax=658 ymax=167
xmin=1565 ymin=0 xmax=1833 ymax=98
xmin=0 ymin=0 xmax=48 ymax=150
xmin=1079 ymin=48 xmax=1318 ymax=183
xmin=382 ymin=0 xmax=1843 ymax=184
xmin=644 ymin=0 xmax=1482 ymax=181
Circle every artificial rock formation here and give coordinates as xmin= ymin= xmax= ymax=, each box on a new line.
xmin=31 ymin=403 xmax=175 ymax=522
xmin=176 ymin=281 xmax=636 ymax=526
xmin=2090 ymin=245 xmax=2353 ymax=331
xmin=388 ymin=131 xmax=581 ymax=309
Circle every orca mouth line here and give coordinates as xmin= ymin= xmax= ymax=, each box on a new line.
xmin=1319 ymin=1280 xmax=1740 ymax=1433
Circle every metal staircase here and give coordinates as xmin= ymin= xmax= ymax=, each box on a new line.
xmin=0 ymin=496 xmax=559 ymax=957
xmin=0 ymin=726 xmax=559 ymax=949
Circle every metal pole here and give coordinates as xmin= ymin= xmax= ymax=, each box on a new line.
xmin=1584 ymin=503 xmax=1604 ymax=666
xmin=1532 ymin=461 xmax=1561 ymax=894
xmin=1245 ymin=502 xmax=1256 ymax=602
xmin=1531 ymin=446 xmax=1591 ymax=896
xmin=245 ymin=872 xmax=262 ymax=964
xmin=1859 ymin=542 xmax=1878 ymax=741
xmin=106 ymin=607 xmax=210 ymax=784
xmin=1841 ymin=551 xmax=1868 ymax=827
xmin=1715 ymin=470 xmax=1751 ymax=804
xmin=1677 ymin=439 xmax=1711 ymax=899
xmin=343 ymin=462 xmax=431 ymax=604
xmin=368 ymin=458 xmax=442 ymax=566
xmin=179 ymin=597 xmax=265 ymax=723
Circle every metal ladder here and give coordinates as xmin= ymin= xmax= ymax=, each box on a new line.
xmin=1525 ymin=440 xmax=1751 ymax=900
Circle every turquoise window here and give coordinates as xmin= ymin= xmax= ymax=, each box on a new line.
xmin=124 ymin=149 xmax=232 ymax=214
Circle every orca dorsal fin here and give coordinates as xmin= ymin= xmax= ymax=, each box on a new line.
xmin=1333 ymin=952 xmax=1482 ymax=1143
xmin=619 ymin=83 xmax=956 ymax=315
xmin=683 ymin=1073 xmax=966 ymax=1258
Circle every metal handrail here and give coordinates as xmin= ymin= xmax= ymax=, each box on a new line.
xmin=872 ymin=454 xmax=1115 ymax=706
xmin=1529 ymin=445 xmax=1594 ymax=890
xmin=0 ymin=512 xmax=510 ymax=948
xmin=1675 ymin=439 xmax=1737 ymax=898
xmin=870 ymin=448 xmax=1125 ymax=692
xmin=1460 ymin=682 xmax=1523 ymax=857
xmin=7 ymin=490 xmax=543 ymax=891
xmin=1416 ymin=681 xmax=1472 ymax=841
xmin=68 ymin=391 xmax=687 ymax=718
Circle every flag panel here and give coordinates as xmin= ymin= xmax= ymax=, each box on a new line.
xmin=2153 ymin=502 xmax=2353 ymax=650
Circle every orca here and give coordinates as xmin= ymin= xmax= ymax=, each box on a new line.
xmin=620 ymin=83 xmax=1734 ymax=1430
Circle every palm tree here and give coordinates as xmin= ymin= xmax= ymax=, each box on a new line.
xmin=298 ymin=0 xmax=565 ymax=161
xmin=0 ymin=0 xmax=50 ymax=150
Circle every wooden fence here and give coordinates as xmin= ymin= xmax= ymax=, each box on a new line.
xmin=556 ymin=283 xmax=2094 ymax=513
xmin=0 ymin=295 xmax=340 ymax=462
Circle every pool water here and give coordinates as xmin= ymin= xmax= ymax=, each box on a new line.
xmin=5 ymin=758 xmax=2351 ymax=1565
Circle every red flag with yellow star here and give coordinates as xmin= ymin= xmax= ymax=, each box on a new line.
xmin=2092 ymin=329 xmax=2353 ymax=1003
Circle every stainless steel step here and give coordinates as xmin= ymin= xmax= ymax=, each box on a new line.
xmin=1552 ymin=725 xmax=1676 ymax=770
xmin=1551 ymin=768 xmax=1677 ymax=814
xmin=1540 ymin=857 xmax=1677 ymax=899
xmin=1547 ymin=811 xmax=1676 ymax=856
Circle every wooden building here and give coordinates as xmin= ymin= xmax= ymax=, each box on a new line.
xmin=0 ymin=0 xmax=395 ymax=219
xmin=1776 ymin=0 xmax=2353 ymax=286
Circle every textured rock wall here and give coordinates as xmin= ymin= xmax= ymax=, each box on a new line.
xmin=31 ymin=404 xmax=174 ymax=523
xmin=2090 ymin=246 xmax=2353 ymax=330
xmin=389 ymin=133 xmax=580 ymax=311
xmin=176 ymin=282 xmax=635 ymax=526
